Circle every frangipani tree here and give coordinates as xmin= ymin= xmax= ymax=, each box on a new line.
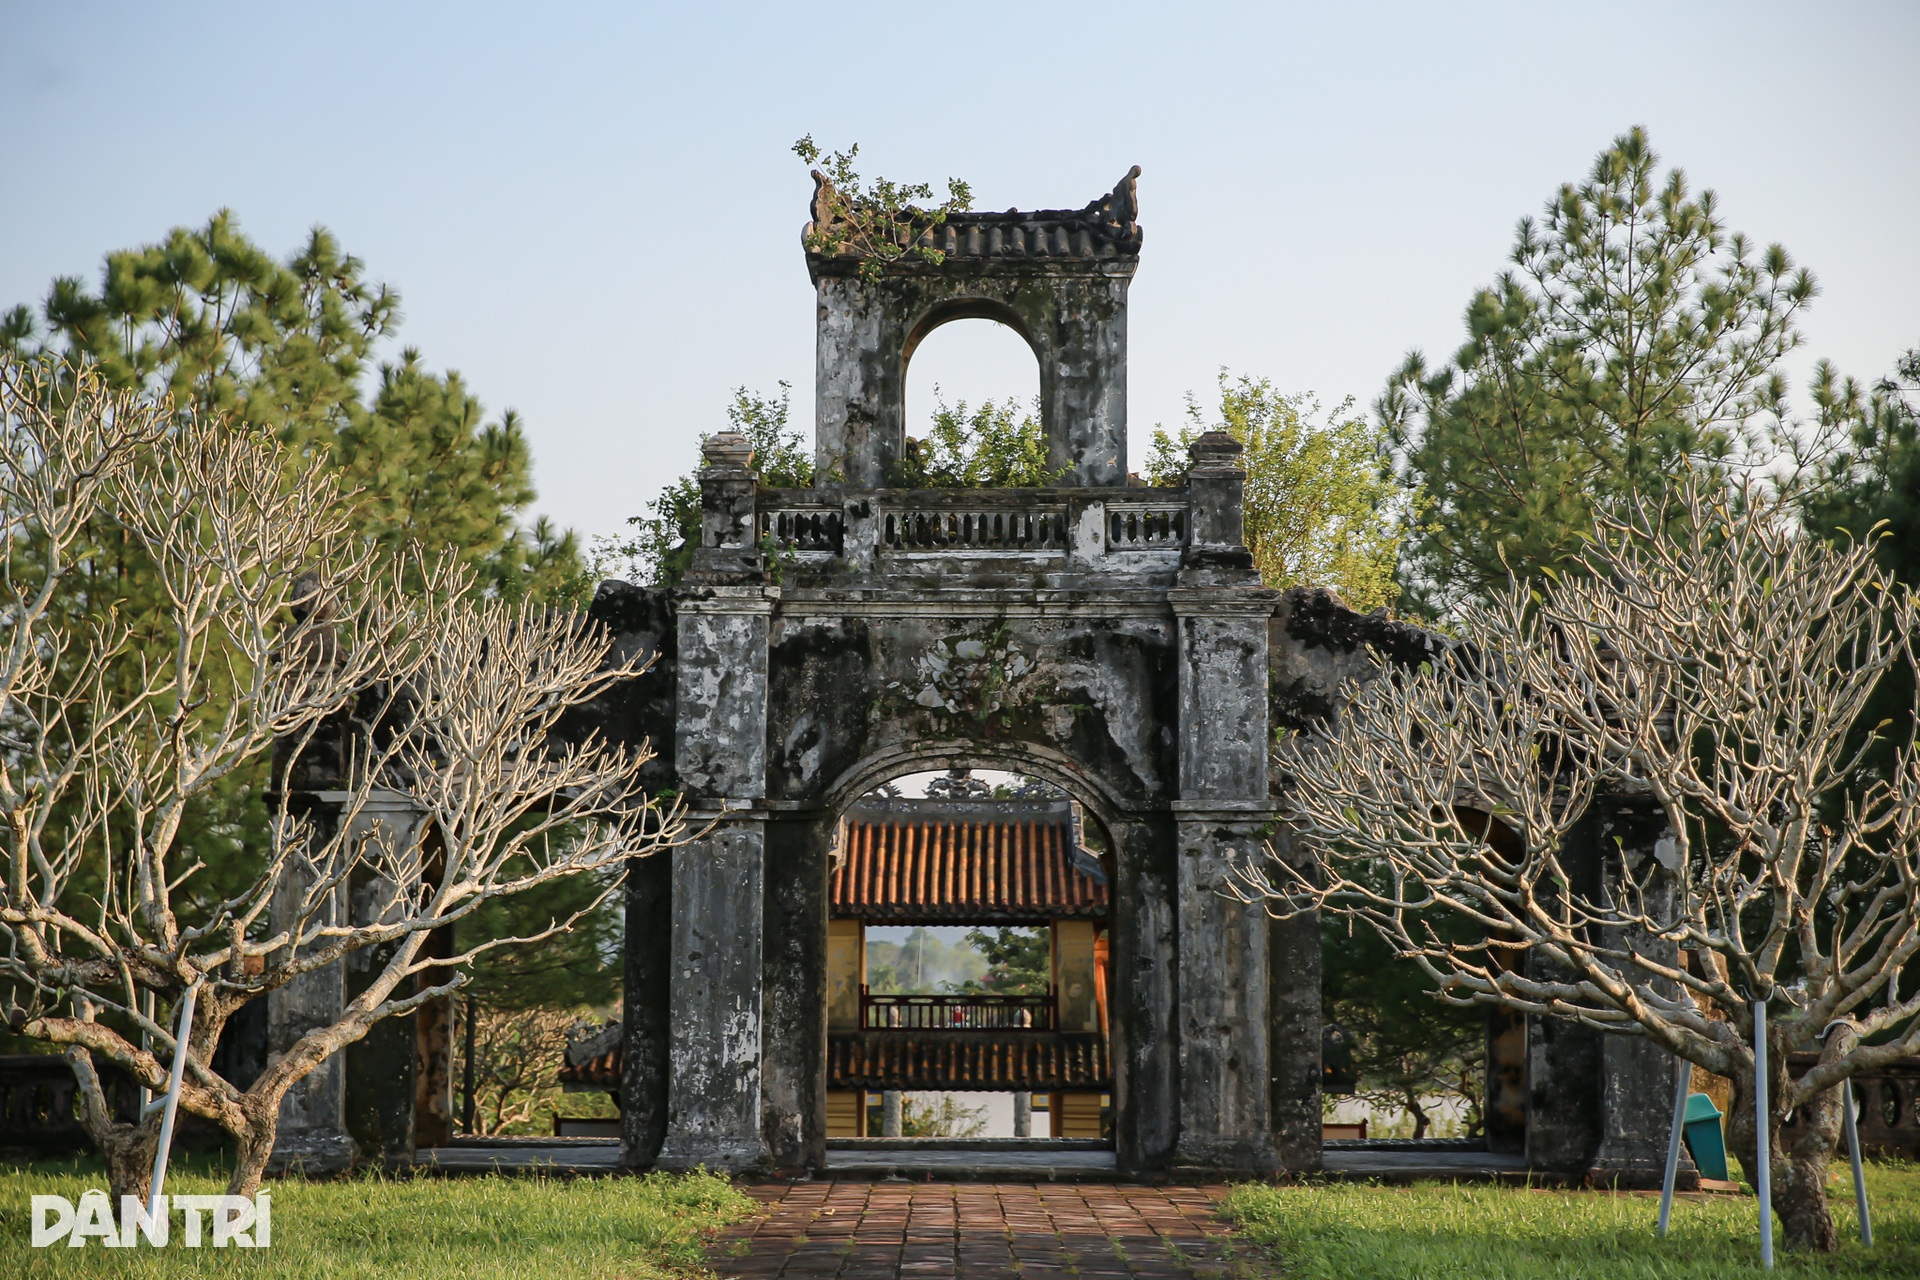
xmin=0 ymin=356 xmax=682 ymax=1199
xmin=1243 ymin=476 xmax=1919 ymax=1253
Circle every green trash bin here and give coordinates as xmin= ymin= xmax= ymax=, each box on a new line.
xmin=1683 ymin=1092 xmax=1729 ymax=1181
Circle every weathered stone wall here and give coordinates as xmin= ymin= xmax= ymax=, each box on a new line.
xmin=1267 ymin=831 xmax=1324 ymax=1172
xmin=264 ymin=796 xmax=356 ymax=1175
xmin=656 ymin=577 xmax=777 ymax=1172
xmin=761 ymin=814 xmax=831 ymax=1172
xmin=1108 ymin=813 xmax=1179 ymax=1171
xmin=813 ymin=272 xmax=1134 ymax=487
xmin=560 ymin=581 xmax=680 ymax=1168
xmin=765 ymin=607 xmax=1180 ymax=810
xmin=807 ymin=170 xmax=1142 ymax=488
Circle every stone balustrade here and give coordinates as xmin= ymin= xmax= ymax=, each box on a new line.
xmin=755 ymin=487 xmax=1190 ymax=576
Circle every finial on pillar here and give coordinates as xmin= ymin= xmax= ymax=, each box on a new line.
xmin=702 ymin=430 xmax=755 ymax=473
xmin=687 ymin=431 xmax=765 ymax=581
xmin=1182 ymin=431 xmax=1255 ymax=582
xmin=1187 ymin=430 xmax=1243 ymax=468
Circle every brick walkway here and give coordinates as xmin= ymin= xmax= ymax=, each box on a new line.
xmin=707 ymin=1182 xmax=1262 ymax=1279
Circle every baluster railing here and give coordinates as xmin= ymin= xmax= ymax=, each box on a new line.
xmin=858 ymin=988 xmax=1055 ymax=1031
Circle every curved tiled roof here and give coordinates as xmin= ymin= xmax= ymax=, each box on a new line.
xmin=830 ymin=800 xmax=1109 ymax=922
xmin=557 ymin=1048 xmax=620 ymax=1090
xmin=805 ymin=167 xmax=1142 ymax=268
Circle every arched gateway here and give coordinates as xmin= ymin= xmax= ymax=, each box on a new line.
xmin=567 ymin=169 xmax=1302 ymax=1178
xmin=241 ymin=169 xmax=1692 ymax=1186
xmin=552 ymin=169 xmax=1681 ymax=1184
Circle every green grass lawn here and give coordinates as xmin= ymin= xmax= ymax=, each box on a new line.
xmin=1223 ymin=1161 xmax=1920 ymax=1279
xmin=0 ymin=1154 xmax=751 ymax=1279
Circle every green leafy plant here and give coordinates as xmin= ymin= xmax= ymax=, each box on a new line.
xmin=1150 ymin=371 xmax=1408 ymax=611
xmin=893 ymin=394 xmax=1063 ymax=488
xmin=898 ymin=1092 xmax=988 ymax=1138
xmin=795 ymin=136 xmax=973 ymax=282
xmin=961 ymin=927 xmax=1050 ymax=996
xmin=590 ymin=384 xmax=807 ymax=585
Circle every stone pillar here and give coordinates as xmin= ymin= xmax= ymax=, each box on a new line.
xmin=762 ymin=813 xmax=830 ymax=1173
xmin=268 ymin=791 xmax=424 ymax=1173
xmin=1526 ymin=1008 xmax=1602 ymax=1173
xmin=341 ymin=793 xmax=427 ymax=1166
xmin=1525 ymin=812 xmax=1602 ymax=1174
xmin=1013 ymin=1092 xmax=1032 ymax=1138
xmin=656 ymin=814 xmax=772 ymax=1172
xmin=1168 ymin=435 xmax=1279 ymax=1175
xmin=691 ymin=430 xmax=764 ymax=578
xmin=825 ymin=918 xmax=863 ymax=1031
xmin=1111 ymin=814 xmax=1178 ymax=1175
xmin=1522 ymin=802 xmax=1697 ymax=1187
xmin=411 ymin=925 xmax=456 ymax=1150
xmin=1267 ymin=830 xmax=1323 ymax=1172
xmin=1181 ymin=431 xmax=1253 ymax=574
xmin=1485 ymin=1005 xmax=1529 ymax=1155
xmin=620 ymin=847 xmax=673 ymax=1168
xmin=1043 ymin=276 xmax=1131 ymax=486
xmin=813 ymin=277 xmax=906 ymax=487
xmin=882 ymin=1091 xmax=903 ymax=1138
xmin=1052 ymin=921 xmax=1100 ymax=1033
xmin=266 ymin=802 xmax=356 ymax=1174
xmin=1588 ymin=799 xmax=1695 ymax=1189
xmin=1486 ymin=925 xmax=1529 ymax=1156
xmin=659 ymin=442 xmax=776 ymax=1173
xmin=1168 ymin=804 xmax=1278 ymax=1176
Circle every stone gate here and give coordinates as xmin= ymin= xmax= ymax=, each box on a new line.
xmin=572 ymin=168 xmax=1310 ymax=1178
xmin=274 ymin=167 xmax=1683 ymax=1186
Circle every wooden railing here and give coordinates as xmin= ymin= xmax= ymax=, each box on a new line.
xmin=859 ymin=988 xmax=1054 ymax=1031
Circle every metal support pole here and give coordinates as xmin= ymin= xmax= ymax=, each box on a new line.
xmin=138 ymin=989 xmax=155 ymax=1112
xmin=462 ymin=994 xmax=477 ymax=1135
xmin=1843 ymin=1080 xmax=1872 ymax=1246
xmin=1754 ymin=999 xmax=1773 ymax=1270
xmin=1657 ymin=1051 xmax=1691 ymax=1235
xmin=146 ymin=981 xmax=201 ymax=1219
xmin=1818 ymin=1023 xmax=1873 ymax=1249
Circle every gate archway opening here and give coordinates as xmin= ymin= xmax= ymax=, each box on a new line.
xmin=901 ymin=314 xmax=1045 ymax=481
xmin=821 ymin=765 xmax=1116 ymax=1151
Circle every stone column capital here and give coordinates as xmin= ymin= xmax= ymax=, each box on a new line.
xmin=1165 ymin=586 xmax=1279 ymax=617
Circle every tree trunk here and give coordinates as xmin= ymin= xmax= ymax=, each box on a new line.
xmin=1404 ymin=1088 xmax=1430 ymax=1141
xmin=226 ymin=1099 xmax=281 ymax=1199
xmin=1725 ymin=1067 xmax=1843 ymax=1253
xmin=95 ymin=1120 xmax=161 ymax=1204
xmin=67 ymin=1048 xmax=160 ymax=1202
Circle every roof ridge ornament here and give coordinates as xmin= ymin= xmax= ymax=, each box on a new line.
xmin=1084 ymin=164 xmax=1141 ymax=239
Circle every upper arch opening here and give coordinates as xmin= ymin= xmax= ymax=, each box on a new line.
xmin=901 ymin=311 xmax=1045 ymax=473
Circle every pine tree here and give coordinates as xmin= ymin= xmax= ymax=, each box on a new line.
xmin=1799 ymin=345 xmax=1920 ymax=779
xmin=2 ymin=209 xmax=579 ymax=598
xmin=0 ymin=215 xmax=587 ymax=962
xmin=1382 ymin=127 xmax=1816 ymax=611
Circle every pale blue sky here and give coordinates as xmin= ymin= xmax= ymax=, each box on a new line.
xmin=4 ymin=2 xmax=1916 ymax=544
